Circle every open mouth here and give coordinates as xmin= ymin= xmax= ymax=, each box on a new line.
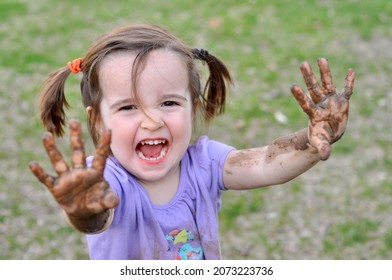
xmin=136 ymin=139 xmax=168 ymax=161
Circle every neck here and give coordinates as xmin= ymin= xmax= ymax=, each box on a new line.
xmin=139 ymin=165 xmax=181 ymax=205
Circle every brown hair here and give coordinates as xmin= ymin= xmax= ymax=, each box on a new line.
xmin=39 ymin=24 xmax=233 ymax=145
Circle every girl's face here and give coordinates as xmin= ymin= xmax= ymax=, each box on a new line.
xmin=98 ymin=49 xmax=193 ymax=186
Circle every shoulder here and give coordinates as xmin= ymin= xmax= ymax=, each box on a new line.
xmin=182 ymin=136 xmax=235 ymax=192
xmin=187 ymin=136 xmax=235 ymax=166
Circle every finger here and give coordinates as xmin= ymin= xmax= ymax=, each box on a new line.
xmin=69 ymin=119 xmax=86 ymax=169
xmin=316 ymin=140 xmax=331 ymax=161
xmin=85 ymin=181 xmax=118 ymax=214
xmin=42 ymin=132 xmax=69 ymax=176
xmin=91 ymin=129 xmax=112 ymax=172
xmin=300 ymin=61 xmax=323 ymax=103
xmin=28 ymin=161 xmax=56 ymax=190
xmin=291 ymin=84 xmax=315 ymax=117
xmin=101 ymin=185 xmax=120 ymax=209
xmin=318 ymin=58 xmax=336 ymax=95
xmin=341 ymin=68 xmax=355 ymax=100
xmin=308 ymin=126 xmax=332 ymax=161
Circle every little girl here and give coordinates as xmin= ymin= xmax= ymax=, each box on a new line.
xmin=29 ymin=23 xmax=355 ymax=260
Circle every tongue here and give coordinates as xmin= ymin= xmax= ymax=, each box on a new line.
xmin=139 ymin=144 xmax=163 ymax=158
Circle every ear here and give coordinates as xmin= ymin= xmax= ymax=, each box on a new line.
xmin=86 ymin=106 xmax=94 ymax=120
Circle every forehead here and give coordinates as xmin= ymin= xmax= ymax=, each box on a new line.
xmin=98 ymin=49 xmax=189 ymax=98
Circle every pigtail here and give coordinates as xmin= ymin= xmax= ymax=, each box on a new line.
xmin=39 ymin=66 xmax=72 ymax=137
xmin=192 ymin=48 xmax=233 ymax=122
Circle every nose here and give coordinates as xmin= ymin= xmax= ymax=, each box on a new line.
xmin=140 ymin=111 xmax=164 ymax=131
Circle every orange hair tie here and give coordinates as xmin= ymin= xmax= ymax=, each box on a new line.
xmin=67 ymin=58 xmax=83 ymax=74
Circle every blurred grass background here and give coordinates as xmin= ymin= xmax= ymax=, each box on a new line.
xmin=0 ymin=0 xmax=391 ymax=259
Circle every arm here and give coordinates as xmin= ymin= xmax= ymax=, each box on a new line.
xmin=223 ymin=58 xmax=355 ymax=190
xmin=224 ymin=128 xmax=319 ymax=189
xmin=29 ymin=119 xmax=119 ymax=233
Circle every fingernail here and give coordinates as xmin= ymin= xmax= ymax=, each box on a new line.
xmin=42 ymin=132 xmax=53 ymax=141
xmin=70 ymin=119 xmax=79 ymax=127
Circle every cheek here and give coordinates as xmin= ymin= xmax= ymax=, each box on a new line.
xmin=110 ymin=117 xmax=133 ymax=136
xmin=106 ymin=117 xmax=137 ymax=150
xmin=173 ymin=111 xmax=193 ymax=139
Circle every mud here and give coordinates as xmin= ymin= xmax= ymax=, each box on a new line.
xmin=265 ymin=128 xmax=312 ymax=163
xmin=226 ymin=148 xmax=264 ymax=168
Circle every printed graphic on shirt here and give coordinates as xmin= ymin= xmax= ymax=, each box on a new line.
xmin=165 ymin=229 xmax=203 ymax=260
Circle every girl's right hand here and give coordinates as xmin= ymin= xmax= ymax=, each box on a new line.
xmin=29 ymin=119 xmax=119 ymax=221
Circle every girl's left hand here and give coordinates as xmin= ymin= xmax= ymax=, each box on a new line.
xmin=291 ymin=58 xmax=355 ymax=160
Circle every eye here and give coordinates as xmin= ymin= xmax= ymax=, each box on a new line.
xmin=119 ymin=104 xmax=137 ymax=111
xmin=162 ymin=101 xmax=179 ymax=107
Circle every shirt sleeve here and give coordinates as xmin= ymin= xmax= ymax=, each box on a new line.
xmin=191 ymin=136 xmax=235 ymax=191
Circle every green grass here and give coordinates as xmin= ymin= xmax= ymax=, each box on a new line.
xmin=1 ymin=0 xmax=392 ymax=259
xmin=323 ymin=219 xmax=381 ymax=254
xmin=384 ymin=229 xmax=392 ymax=250
xmin=0 ymin=2 xmax=27 ymax=22
xmin=219 ymin=188 xmax=265 ymax=228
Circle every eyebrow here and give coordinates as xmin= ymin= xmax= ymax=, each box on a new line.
xmin=160 ymin=94 xmax=188 ymax=102
xmin=109 ymin=94 xmax=188 ymax=110
xmin=109 ymin=98 xmax=136 ymax=110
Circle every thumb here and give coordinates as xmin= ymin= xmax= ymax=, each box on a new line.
xmin=102 ymin=188 xmax=119 ymax=209
xmin=308 ymin=123 xmax=333 ymax=161
xmin=316 ymin=141 xmax=331 ymax=161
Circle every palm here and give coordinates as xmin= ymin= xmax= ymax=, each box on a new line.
xmin=291 ymin=58 xmax=355 ymax=160
xmin=29 ymin=120 xmax=119 ymax=218
xmin=50 ymin=168 xmax=112 ymax=217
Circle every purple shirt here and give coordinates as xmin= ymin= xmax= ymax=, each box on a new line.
xmin=86 ymin=136 xmax=234 ymax=260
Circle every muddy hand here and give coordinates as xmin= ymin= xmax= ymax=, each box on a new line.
xmin=29 ymin=119 xmax=119 ymax=218
xmin=290 ymin=58 xmax=355 ymax=161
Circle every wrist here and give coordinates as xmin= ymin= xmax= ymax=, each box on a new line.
xmin=289 ymin=127 xmax=320 ymax=158
xmin=64 ymin=208 xmax=114 ymax=234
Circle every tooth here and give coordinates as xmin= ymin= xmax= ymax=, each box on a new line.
xmin=137 ymin=140 xmax=168 ymax=161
